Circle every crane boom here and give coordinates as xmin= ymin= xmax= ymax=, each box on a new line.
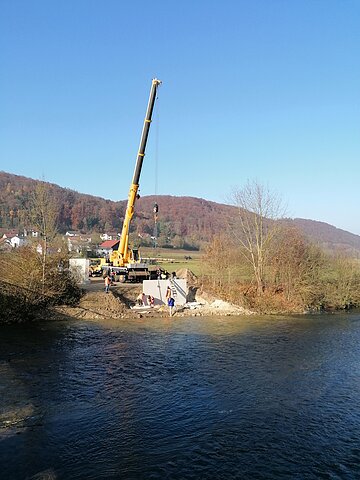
xmin=114 ymin=78 xmax=161 ymax=267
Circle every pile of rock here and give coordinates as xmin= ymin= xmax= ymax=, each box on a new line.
xmin=175 ymin=268 xmax=198 ymax=286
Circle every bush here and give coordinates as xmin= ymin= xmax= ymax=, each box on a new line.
xmin=0 ymin=247 xmax=82 ymax=318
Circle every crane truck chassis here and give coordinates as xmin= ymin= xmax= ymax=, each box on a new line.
xmin=100 ymin=79 xmax=164 ymax=283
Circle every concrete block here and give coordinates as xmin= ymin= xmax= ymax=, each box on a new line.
xmin=69 ymin=258 xmax=90 ymax=284
xmin=143 ymin=279 xmax=187 ymax=306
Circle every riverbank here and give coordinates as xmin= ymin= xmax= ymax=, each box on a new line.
xmin=1 ymin=268 xmax=356 ymax=324
xmin=0 ymin=274 xmax=253 ymax=323
xmin=52 ymin=287 xmax=254 ymax=321
xmin=49 ymin=268 xmax=253 ymax=321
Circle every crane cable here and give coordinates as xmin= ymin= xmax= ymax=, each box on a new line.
xmin=153 ymin=94 xmax=160 ymax=248
xmin=154 ymin=94 xmax=159 ymax=197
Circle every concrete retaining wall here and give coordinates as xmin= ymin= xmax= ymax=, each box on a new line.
xmin=69 ymin=258 xmax=90 ymax=285
xmin=143 ymin=279 xmax=187 ymax=306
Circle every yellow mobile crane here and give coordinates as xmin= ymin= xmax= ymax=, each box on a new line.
xmin=100 ymin=78 xmax=162 ymax=282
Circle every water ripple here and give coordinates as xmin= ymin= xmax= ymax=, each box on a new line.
xmin=1 ymin=315 xmax=360 ymax=479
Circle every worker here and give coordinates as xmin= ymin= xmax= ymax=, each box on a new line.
xmin=168 ymin=296 xmax=175 ymax=316
xmin=136 ymin=292 xmax=143 ymax=306
xmin=148 ymin=295 xmax=155 ymax=307
xmin=110 ymin=269 xmax=116 ymax=283
xmin=166 ymin=286 xmax=171 ymax=303
xmin=104 ymin=275 xmax=111 ymax=294
xmin=166 ymin=286 xmax=175 ymax=316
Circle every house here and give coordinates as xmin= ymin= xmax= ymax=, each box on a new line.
xmin=67 ymin=237 xmax=92 ymax=254
xmin=79 ymin=235 xmax=92 ymax=243
xmin=0 ymin=237 xmax=12 ymax=252
xmin=9 ymin=235 xmax=26 ymax=248
xmin=36 ymin=243 xmax=63 ymax=255
xmin=65 ymin=231 xmax=80 ymax=237
xmin=97 ymin=239 xmax=120 ymax=256
xmin=100 ymin=232 xmax=120 ymax=241
xmin=2 ymin=230 xmax=19 ymax=240
xmin=23 ymin=229 xmax=40 ymax=238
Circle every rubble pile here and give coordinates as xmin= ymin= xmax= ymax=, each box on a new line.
xmin=175 ymin=268 xmax=198 ymax=286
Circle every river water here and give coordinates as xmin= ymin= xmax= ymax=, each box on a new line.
xmin=1 ymin=313 xmax=360 ymax=479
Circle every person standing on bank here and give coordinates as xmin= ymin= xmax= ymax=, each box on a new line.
xmin=168 ymin=296 xmax=175 ymax=316
xmin=166 ymin=286 xmax=175 ymax=316
xmin=166 ymin=286 xmax=171 ymax=303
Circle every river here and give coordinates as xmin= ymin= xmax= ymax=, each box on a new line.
xmin=1 ymin=313 xmax=360 ymax=479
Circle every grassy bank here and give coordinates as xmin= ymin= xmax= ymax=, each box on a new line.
xmin=141 ymin=247 xmax=205 ymax=277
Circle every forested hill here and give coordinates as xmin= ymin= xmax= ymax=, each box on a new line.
xmin=1 ymin=171 xmax=360 ymax=254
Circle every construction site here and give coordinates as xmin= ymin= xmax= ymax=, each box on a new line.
xmin=55 ymin=268 xmax=252 ymax=321
xmin=61 ymin=79 xmax=250 ymax=321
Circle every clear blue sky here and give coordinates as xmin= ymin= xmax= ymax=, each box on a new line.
xmin=1 ymin=0 xmax=359 ymax=234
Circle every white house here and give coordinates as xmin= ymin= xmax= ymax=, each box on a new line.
xmin=67 ymin=237 xmax=92 ymax=254
xmin=100 ymin=232 xmax=120 ymax=241
xmin=9 ymin=235 xmax=26 ymax=248
xmin=23 ymin=229 xmax=40 ymax=238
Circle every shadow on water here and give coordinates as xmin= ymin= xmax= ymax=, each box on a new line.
xmin=1 ymin=313 xmax=360 ymax=479
xmin=0 ymin=319 xmax=86 ymax=478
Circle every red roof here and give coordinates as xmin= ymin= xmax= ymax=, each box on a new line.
xmin=2 ymin=230 xmax=18 ymax=238
xmin=99 ymin=239 xmax=120 ymax=248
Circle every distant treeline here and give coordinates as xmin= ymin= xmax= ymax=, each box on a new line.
xmin=1 ymin=171 xmax=360 ymax=254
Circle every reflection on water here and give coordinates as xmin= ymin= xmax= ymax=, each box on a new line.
xmin=1 ymin=314 xmax=360 ymax=479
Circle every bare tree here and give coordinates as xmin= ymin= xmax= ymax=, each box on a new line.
xmin=30 ymin=182 xmax=59 ymax=295
xmin=231 ymin=180 xmax=285 ymax=295
xmin=269 ymin=225 xmax=325 ymax=306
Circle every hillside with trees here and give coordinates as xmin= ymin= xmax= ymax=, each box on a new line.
xmin=1 ymin=171 xmax=360 ymax=255
xmin=1 ymin=172 xmax=359 ymax=315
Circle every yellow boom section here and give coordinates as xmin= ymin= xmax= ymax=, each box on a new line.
xmin=117 ymin=182 xmax=139 ymax=264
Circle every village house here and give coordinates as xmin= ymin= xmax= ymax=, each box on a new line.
xmin=8 ymin=234 xmax=26 ymax=248
xmin=0 ymin=230 xmax=27 ymax=248
xmin=0 ymin=237 xmax=12 ymax=251
xmin=23 ymin=229 xmax=40 ymax=238
xmin=1 ymin=229 xmax=19 ymax=240
xmin=67 ymin=236 xmax=92 ymax=254
xmin=0 ymin=229 xmax=41 ymax=250
xmin=100 ymin=232 xmax=120 ymax=241
xmin=96 ymin=239 xmax=120 ymax=257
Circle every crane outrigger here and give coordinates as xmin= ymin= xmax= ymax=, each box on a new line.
xmin=100 ymin=78 xmax=162 ymax=282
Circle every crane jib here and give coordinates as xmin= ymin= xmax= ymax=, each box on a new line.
xmin=117 ymin=78 xmax=161 ymax=263
xmin=132 ymin=79 xmax=161 ymax=185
